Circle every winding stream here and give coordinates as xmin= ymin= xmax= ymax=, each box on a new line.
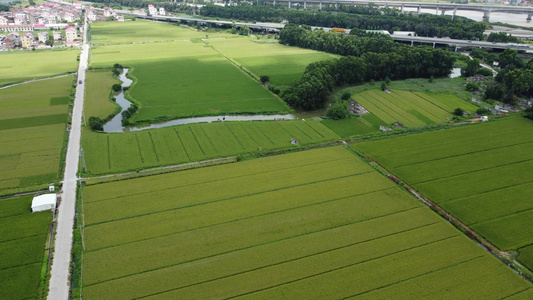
xmin=103 ymin=69 xmax=296 ymax=133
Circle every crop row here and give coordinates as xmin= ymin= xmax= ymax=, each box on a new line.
xmin=82 ymin=120 xmax=340 ymax=175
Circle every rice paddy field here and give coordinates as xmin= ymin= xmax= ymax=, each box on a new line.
xmin=77 ymin=146 xmax=532 ymax=299
xmin=0 ymin=76 xmax=72 ymax=193
xmin=206 ymin=38 xmax=337 ymax=87
xmin=353 ymin=116 xmax=533 ymax=272
xmin=84 ymin=71 xmax=119 ymax=120
xmin=0 ymin=195 xmax=51 ymax=299
xmin=81 ymin=119 xmax=340 ymax=175
xmin=0 ymin=49 xmax=78 ymax=86
xmin=90 ymin=41 xmax=289 ymax=122
xmin=352 ymin=89 xmax=478 ymax=128
xmin=90 ymin=20 xmax=233 ymax=45
xmin=321 ymin=114 xmax=386 ymax=138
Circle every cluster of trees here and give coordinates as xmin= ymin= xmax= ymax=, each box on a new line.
xmin=121 ymin=104 xmax=138 ymax=126
xmin=484 ymin=49 xmax=532 ymax=103
xmin=487 ymin=32 xmax=521 ymax=43
xmin=279 ymin=25 xmax=454 ymax=110
xmin=200 ymin=4 xmax=486 ymax=40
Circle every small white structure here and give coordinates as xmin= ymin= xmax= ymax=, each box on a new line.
xmin=480 ymin=116 xmax=489 ymax=122
xmin=31 ymin=194 xmax=57 ymax=212
xmin=148 ymin=4 xmax=157 ymax=16
xmin=159 ymin=7 xmax=165 ymax=16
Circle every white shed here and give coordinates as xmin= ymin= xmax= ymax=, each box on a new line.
xmin=31 ymin=194 xmax=57 ymax=212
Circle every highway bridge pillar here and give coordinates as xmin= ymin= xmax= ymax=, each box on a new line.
xmin=319 ymin=2 xmax=322 ymax=10
xmin=483 ymin=10 xmax=490 ymax=22
xmin=452 ymin=7 xmax=457 ymax=20
xmin=436 ymin=6 xmax=439 ymax=15
xmin=454 ymin=45 xmax=458 ymax=52
xmin=335 ymin=2 xmax=338 ymax=9
xmin=304 ymin=1 xmax=307 ymax=9
xmin=411 ymin=40 xmax=414 ymax=46
xmin=433 ymin=42 xmax=436 ymax=48
xmin=528 ymin=13 xmax=532 ymax=21
xmin=288 ymin=0 xmax=291 ymax=8
xmin=417 ymin=5 xmax=421 ymax=15
xmin=273 ymin=0 xmax=275 ymax=5
xmin=401 ymin=4 xmax=404 ymax=12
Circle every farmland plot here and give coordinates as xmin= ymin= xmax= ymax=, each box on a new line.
xmin=0 ymin=76 xmax=72 ymax=193
xmin=353 ymin=116 xmax=533 ymax=271
xmin=78 ymin=146 xmax=531 ymax=299
xmin=0 ymin=195 xmax=51 ymax=299
xmin=81 ymin=120 xmax=340 ymax=175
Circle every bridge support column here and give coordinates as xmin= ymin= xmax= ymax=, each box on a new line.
xmin=319 ymin=2 xmax=322 ymax=10
xmin=288 ymin=0 xmax=291 ymax=8
xmin=455 ymin=45 xmax=458 ymax=52
xmin=483 ymin=10 xmax=490 ymax=22
xmin=273 ymin=0 xmax=275 ymax=5
xmin=304 ymin=1 xmax=306 ymax=9
xmin=433 ymin=42 xmax=436 ymax=48
xmin=401 ymin=4 xmax=404 ymax=12
xmin=417 ymin=5 xmax=421 ymax=15
xmin=411 ymin=40 xmax=414 ymax=46
xmin=335 ymin=2 xmax=338 ymax=9
xmin=452 ymin=7 xmax=457 ymax=20
xmin=436 ymin=6 xmax=439 ymax=15
xmin=528 ymin=13 xmax=532 ymax=21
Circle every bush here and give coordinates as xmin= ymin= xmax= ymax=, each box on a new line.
xmin=478 ymin=68 xmax=493 ymax=77
xmin=268 ymin=85 xmax=280 ymax=94
xmin=112 ymin=83 xmax=122 ymax=92
xmin=341 ymin=91 xmax=351 ymax=100
xmin=89 ymin=117 xmax=104 ymax=131
xmin=476 ymin=107 xmax=491 ymax=115
xmin=524 ymin=107 xmax=533 ymax=120
xmin=453 ymin=107 xmax=465 ymax=116
xmin=466 ymin=82 xmax=478 ymax=92
xmin=381 ymin=82 xmax=387 ymax=91
xmin=259 ymin=75 xmax=270 ymax=84
xmin=327 ymin=103 xmax=348 ymax=120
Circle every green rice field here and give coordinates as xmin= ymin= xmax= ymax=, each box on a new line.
xmin=0 ymin=76 xmax=72 ymax=193
xmin=0 ymin=50 xmax=78 ymax=86
xmin=353 ymin=116 xmax=533 ymax=271
xmin=207 ymin=38 xmax=337 ymax=87
xmin=90 ymin=20 xmax=233 ymax=45
xmin=0 ymin=195 xmax=51 ymax=299
xmin=321 ymin=114 xmax=386 ymax=138
xmin=90 ymin=41 xmax=289 ymax=121
xmin=81 ymin=119 xmax=340 ymax=175
xmin=84 ymin=71 xmax=119 ymax=120
xmin=352 ymin=89 xmax=478 ymax=128
xmin=78 ymin=146 xmax=531 ymax=299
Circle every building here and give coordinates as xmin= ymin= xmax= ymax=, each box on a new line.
xmin=148 ymin=4 xmax=157 ymax=16
xmin=53 ymin=30 xmax=62 ymax=40
xmin=65 ymin=26 xmax=76 ymax=42
xmin=0 ymin=16 xmax=8 ymax=25
xmin=159 ymin=7 xmax=165 ymax=16
xmin=31 ymin=194 xmax=57 ymax=212
xmin=116 ymin=15 xmax=124 ymax=22
xmin=87 ymin=10 xmax=97 ymax=21
xmin=20 ymin=32 xmax=35 ymax=48
xmin=103 ymin=7 xmax=113 ymax=17
xmin=0 ymin=24 xmax=33 ymax=32
xmin=38 ymin=31 xmax=48 ymax=43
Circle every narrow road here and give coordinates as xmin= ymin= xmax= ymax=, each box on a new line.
xmin=47 ymin=15 xmax=89 ymax=300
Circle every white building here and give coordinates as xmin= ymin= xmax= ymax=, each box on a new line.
xmin=103 ymin=7 xmax=113 ymax=17
xmin=31 ymin=194 xmax=57 ymax=212
xmin=148 ymin=4 xmax=157 ymax=16
xmin=53 ymin=30 xmax=62 ymax=40
xmin=87 ymin=10 xmax=97 ymax=21
xmin=65 ymin=26 xmax=76 ymax=42
xmin=159 ymin=7 xmax=165 ymax=16
xmin=0 ymin=16 xmax=8 ymax=25
xmin=38 ymin=31 xmax=48 ymax=43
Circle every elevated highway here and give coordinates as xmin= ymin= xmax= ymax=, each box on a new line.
xmin=390 ymin=34 xmax=533 ymax=52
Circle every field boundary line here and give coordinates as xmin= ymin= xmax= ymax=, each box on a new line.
xmin=343 ymin=256 xmax=485 ymax=299
xmin=501 ymin=287 xmax=533 ymax=299
xmin=83 ymin=171 xmax=376 ymax=228
xmin=237 ymin=122 xmax=260 ymax=147
xmin=0 ymin=261 xmax=43 ymax=272
xmin=223 ymin=123 xmax=246 ymax=150
xmin=440 ymin=180 xmax=533 ymax=206
xmin=134 ymin=134 xmax=144 ymax=164
xmin=129 ymin=221 xmax=445 ymax=299
xmin=303 ymin=122 xmax=325 ymax=138
xmin=0 ymin=73 xmax=76 ymax=90
xmin=469 ymin=206 xmax=533 ymax=227
xmin=188 ymin=126 xmax=206 ymax=155
xmin=83 ymin=206 xmax=423 ymax=287
xmin=0 ymin=232 xmax=46 ymax=244
xmin=147 ymin=132 xmax=160 ymax=162
xmin=252 ymin=122 xmax=276 ymax=145
xmin=353 ymin=149 xmax=533 ymax=283
xmin=226 ymin=235 xmax=460 ymax=299
xmin=174 ymin=128 xmax=191 ymax=162
xmin=199 ymin=126 xmax=219 ymax=154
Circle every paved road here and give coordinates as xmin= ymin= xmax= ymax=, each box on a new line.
xmin=47 ymin=15 xmax=89 ymax=300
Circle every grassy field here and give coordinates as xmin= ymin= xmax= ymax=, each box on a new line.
xmin=78 ymin=146 xmax=531 ymax=299
xmin=207 ymin=38 xmax=337 ymax=87
xmin=352 ymin=89 xmax=478 ymax=128
xmin=0 ymin=49 xmax=78 ymax=86
xmin=90 ymin=41 xmax=289 ymax=121
xmin=90 ymin=20 xmax=233 ymax=45
xmin=0 ymin=195 xmax=51 ymax=299
xmin=321 ymin=114 xmax=386 ymax=138
xmin=81 ymin=119 xmax=340 ymax=175
xmin=0 ymin=76 xmax=73 ymax=193
xmin=353 ymin=116 xmax=533 ymax=271
xmin=84 ymin=71 xmax=119 ymax=120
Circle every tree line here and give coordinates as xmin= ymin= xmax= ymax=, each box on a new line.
xmin=279 ymin=25 xmax=454 ymax=110
xmin=486 ymin=49 xmax=533 ymax=104
xmin=200 ymin=3 xmax=487 ymax=40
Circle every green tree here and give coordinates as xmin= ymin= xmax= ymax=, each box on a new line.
xmin=259 ymin=75 xmax=270 ymax=84
xmin=453 ymin=107 xmax=465 ymax=116
xmin=462 ymin=58 xmax=480 ymax=77
xmin=89 ymin=117 xmax=104 ymax=131
xmin=327 ymin=103 xmax=348 ymax=120
xmin=524 ymin=107 xmax=533 ymax=121
xmin=112 ymin=83 xmax=122 ymax=92
xmin=466 ymin=82 xmax=478 ymax=91
xmin=341 ymin=91 xmax=351 ymax=100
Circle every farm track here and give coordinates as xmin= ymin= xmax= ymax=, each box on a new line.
xmin=354 ymin=150 xmax=533 ymax=283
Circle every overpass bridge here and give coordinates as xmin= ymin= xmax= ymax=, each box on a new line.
xmin=258 ymin=0 xmax=533 ymax=21
xmin=390 ymin=34 xmax=533 ymax=52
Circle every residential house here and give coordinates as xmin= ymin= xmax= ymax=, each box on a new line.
xmin=53 ymin=30 xmax=62 ymax=40
xmin=3 ymin=37 xmax=15 ymax=50
xmin=0 ymin=16 xmax=8 ymax=25
xmin=86 ymin=10 xmax=97 ymax=21
xmin=159 ymin=7 xmax=165 ymax=16
xmin=65 ymin=26 xmax=76 ymax=42
xmin=63 ymin=12 xmax=75 ymax=22
xmin=7 ymin=32 xmax=20 ymax=45
xmin=14 ymin=16 xmax=25 ymax=25
xmin=103 ymin=7 xmax=113 ymax=17
xmin=37 ymin=31 xmax=48 ymax=43
xmin=20 ymin=32 xmax=35 ymax=49
xmin=148 ymin=4 xmax=157 ymax=16
xmin=46 ymin=14 xmax=57 ymax=24
xmin=116 ymin=15 xmax=124 ymax=22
